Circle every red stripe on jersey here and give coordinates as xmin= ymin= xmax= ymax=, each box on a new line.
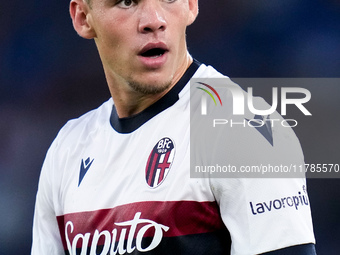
xmin=147 ymin=153 xmax=159 ymax=186
xmin=57 ymin=200 xmax=224 ymax=250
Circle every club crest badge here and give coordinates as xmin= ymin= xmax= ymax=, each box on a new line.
xmin=145 ymin=137 xmax=175 ymax=188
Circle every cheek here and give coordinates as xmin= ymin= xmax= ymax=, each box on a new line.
xmin=100 ymin=18 xmax=136 ymax=52
xmin=96 ymin=25 xmax=126 ymax=54
xmin=167 ymin=1 xmax=191 ymax=23
xmin=169 ymin=18 xmax=189 ymax=44
xmin=166 ymin=7 xmax=191 ymax=37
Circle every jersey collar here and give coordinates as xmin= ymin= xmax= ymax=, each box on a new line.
xmin=110 ymin=60 xmax=200 ymax=134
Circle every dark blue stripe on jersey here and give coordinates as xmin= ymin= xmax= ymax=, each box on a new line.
xmin=110 ymin=59 xmax=201 ymax=133
xmin=261 ymin=243 xmax=317 ymax=255
xmin=64 ymin=229 xmax=231 ymax=255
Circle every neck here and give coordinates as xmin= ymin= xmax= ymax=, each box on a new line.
xmin=107 ymin=53 xmax=193 ymax=118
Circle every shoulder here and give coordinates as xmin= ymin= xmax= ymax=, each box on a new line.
xmin=52 ymin=98 xmax=113 ymax=150
xmin=38 ymin=99 xmax=113 ymax=209
xmin=194 ymin=62 xmax=227 ymax=79
xmin=191 ymin=64 xmax=304 ymax=178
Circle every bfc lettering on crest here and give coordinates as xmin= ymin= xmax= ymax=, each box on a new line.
xmin=145 ymin=137 xmax=175 ymax=188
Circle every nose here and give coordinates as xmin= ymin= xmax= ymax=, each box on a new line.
xmin=138 ymin=1 xmax=167 ymax=34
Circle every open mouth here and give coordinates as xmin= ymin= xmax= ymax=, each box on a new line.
xmin=140 ymin=47 xmax=168 ymax=59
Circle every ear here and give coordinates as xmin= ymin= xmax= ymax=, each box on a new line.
xmin=187 ymin=0 xmax=199 ymax=26
xmin=70 ymin=0 xmax=96 ymax=39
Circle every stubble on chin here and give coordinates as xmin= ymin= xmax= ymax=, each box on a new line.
xmin=127 ymin=78 xmax=173 ymax=95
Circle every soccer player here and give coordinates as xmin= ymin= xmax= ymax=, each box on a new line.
xmin=32 ymin=0 xmax=316 ymax=254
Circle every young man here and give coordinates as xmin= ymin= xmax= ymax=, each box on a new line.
xmin=32 ymin=0 xmax=316 ymax=254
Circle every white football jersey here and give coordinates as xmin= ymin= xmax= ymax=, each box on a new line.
xmin=32 ymin=61 xmax=315 ymax=255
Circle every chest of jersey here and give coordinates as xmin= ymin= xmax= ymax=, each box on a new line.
xmin=54 ymin=108 xmax=229 ymax=254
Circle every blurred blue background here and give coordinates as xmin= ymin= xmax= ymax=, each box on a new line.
xmin=1 ymin=0 xmax=339 ymax=253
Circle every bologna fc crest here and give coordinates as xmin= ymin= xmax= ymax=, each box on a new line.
xmin=145 ymin=137 xmax=175 ymax=188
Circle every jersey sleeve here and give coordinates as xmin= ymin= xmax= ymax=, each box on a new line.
xmin=208 ymin=97 xmax=316 ymax=254
xmin=31 ymin=140 xmax=64 ymax=254
xmin=211 ymin=177 xmax=315 ymax=254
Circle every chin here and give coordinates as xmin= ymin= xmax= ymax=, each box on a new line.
xmin=127 ymin=75 xmax=173 ymax=95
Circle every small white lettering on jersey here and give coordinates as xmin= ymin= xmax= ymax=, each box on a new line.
xmin=65 ymin=212 xmax=169 ymax=255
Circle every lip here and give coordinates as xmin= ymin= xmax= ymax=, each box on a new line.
xmin=137 ymin=42 xmax=169 ymax=69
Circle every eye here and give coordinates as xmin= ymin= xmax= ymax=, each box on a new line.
xmin=116 ymin=0 xmax=136 ymax=9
